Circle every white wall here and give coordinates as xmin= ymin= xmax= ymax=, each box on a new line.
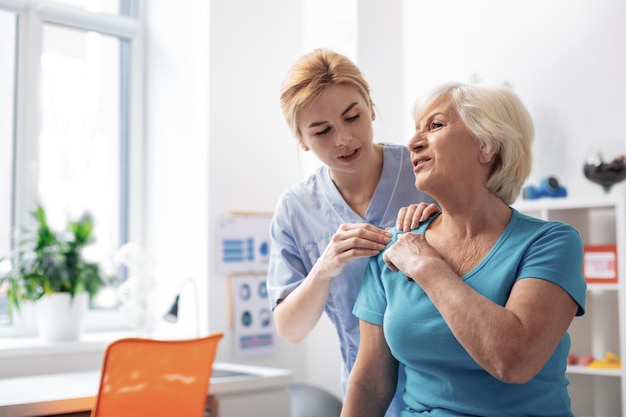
xmin=206 ymin=0 xmax=309 ymax=381
xmin=144 ymin=0 xmax=626 ymax=401
xmin=402 ymin=0 xmax=626 ymax=197
xmin=143 ymin=0 xmax=211 ymax=338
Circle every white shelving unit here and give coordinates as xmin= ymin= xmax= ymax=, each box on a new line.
xmin=514 ymin=194 xmax=626 ymax=417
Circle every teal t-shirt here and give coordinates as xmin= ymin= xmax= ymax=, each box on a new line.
xmin=354 ymin=209 xmax=586 ymax=417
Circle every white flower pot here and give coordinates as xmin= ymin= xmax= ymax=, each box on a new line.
xmin=12 ymin=300 xmax=38 ymax=336
xmin=35 ymin=292 xmax=89 ymax=341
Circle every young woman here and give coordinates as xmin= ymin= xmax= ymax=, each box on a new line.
xmin=267 ymin=48 xmax=437 ymax=416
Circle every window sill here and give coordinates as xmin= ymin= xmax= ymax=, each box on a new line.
xmin=0 ymin=330 xmax=133 ymax=357
xmin=0 ymin=331 xmax=135 ymax=378
xmin=0 ymin=327 xmax=200 ymax=378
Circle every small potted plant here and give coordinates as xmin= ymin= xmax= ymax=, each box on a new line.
xmin=0 ymin=204 xmax=111 ymax=340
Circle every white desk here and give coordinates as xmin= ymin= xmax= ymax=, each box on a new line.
xmin=0 ymin=362 xmax=293 ymax=417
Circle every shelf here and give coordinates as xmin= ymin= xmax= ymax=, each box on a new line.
xmin=587 ymin=283 xmax=619 ymax=292
xmin=514 ymin=193 xmax=626 ymax=417
xmin=567 ymin=364 xmax=622 ymax=377
xmin=514 ymin=194 xmax=623 ymax=211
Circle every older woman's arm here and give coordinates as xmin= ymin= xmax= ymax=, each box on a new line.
xmin=341 ymin=320 xmax=398 ymax=417
xmin=384 ymin=232 xmax=579 ymax=384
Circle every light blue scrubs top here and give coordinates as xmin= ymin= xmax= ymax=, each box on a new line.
xmin=354 ymin=209 xmax=587 ymax=417
xmin=267 ymin=143 xmax=436 ymax=417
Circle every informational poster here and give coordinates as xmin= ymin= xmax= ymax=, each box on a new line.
xmin=216 ymin=213 xmax=273 ymax=273
xmin=230 ymin=274 xmax=278 ymax=357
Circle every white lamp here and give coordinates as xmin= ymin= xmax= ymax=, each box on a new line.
xmin=163 ymin=278 xmax=200 ymax=337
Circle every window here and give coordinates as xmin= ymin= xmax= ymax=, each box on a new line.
xmin=0 ymin=0 xmax=142 ymax=334
xmin=34 ymin=0 xmax=132 ymax=16
xmin=39 ymin=23 xmax=124 ymax=288
xmin=0 ymin=9 xmax=17 ymax=325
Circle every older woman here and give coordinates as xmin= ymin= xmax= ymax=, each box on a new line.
xmin=342 ymin=82 xmax=586 ymax=417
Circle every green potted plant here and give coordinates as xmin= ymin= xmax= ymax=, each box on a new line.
xmin=0 ymin=204 xmax=110 ymax=340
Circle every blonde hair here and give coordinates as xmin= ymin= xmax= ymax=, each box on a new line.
xmin=280 ymin=49 xmax=374 ymax=139
xmin=413 ymin=82 xmax=534 ymax=204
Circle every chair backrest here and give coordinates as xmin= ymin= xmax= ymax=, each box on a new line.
xmin=290 ymin=383 xmax=343 ymax=417
xmin=91 ymin=332 xmax=224 ymax=417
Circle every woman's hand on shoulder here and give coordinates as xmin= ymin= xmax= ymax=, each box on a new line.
xmin=314 ymin=223 xmax=391 ymax=281
xmin=396 ymin=203 xmax=439 ymax=232
xmin=383 ymin=232 xmax=444 ymax=280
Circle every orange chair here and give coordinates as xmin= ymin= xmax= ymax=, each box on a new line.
xmin=91 ymin=332 xmax=224 ymax=417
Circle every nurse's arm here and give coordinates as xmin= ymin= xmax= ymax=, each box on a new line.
xmin=274 ymin=223 xmax=390 ymax=344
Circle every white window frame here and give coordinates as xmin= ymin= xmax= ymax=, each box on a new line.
xmin=0 ymin=0 xmax=144 ymax=337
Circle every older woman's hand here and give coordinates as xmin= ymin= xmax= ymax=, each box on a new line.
xmin=383 ymin=232 xmax=445 ymax=281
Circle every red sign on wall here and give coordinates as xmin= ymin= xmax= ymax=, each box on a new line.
xmin=583 ymin=244 xmax=618 ymax=284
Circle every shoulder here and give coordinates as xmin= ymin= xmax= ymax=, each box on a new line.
xmin=380 ymin=142 xmax=408 ymax=159
xmin=508 ymin=209 xmax=584 ymax=266
xmin=377 ymin=142 xmax=437 ymax=205
xmin=512 ymin=209 xmax=581 ymax=238
xmin=379 ymin=142 xmax=414 ymax=174
xmin=380 ymin=142 xmax=420 ymax=177
xmin=274 ymin=167 xmax=327 ymax=216
xmin=510 ymin=209 xmax=586 ymax=315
